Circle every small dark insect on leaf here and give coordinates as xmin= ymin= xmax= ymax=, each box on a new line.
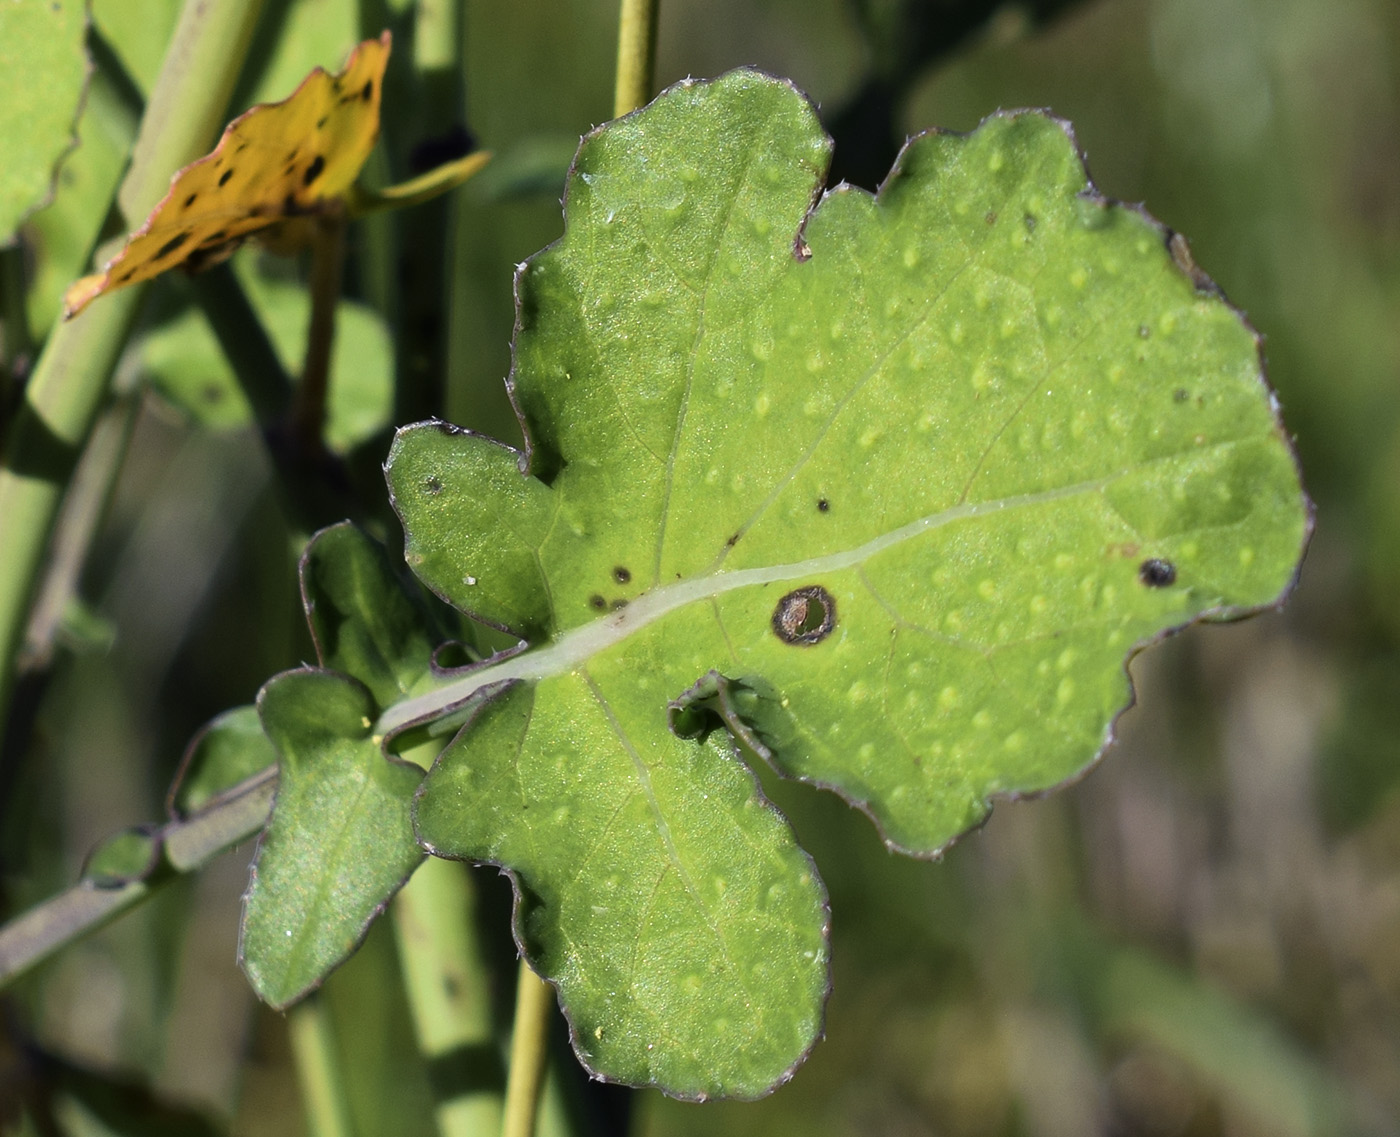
xmin=772 ymin=585 xmax=836 ymax=645
xmin=1139 ymin=558 xmax=1177 ymax=587
xmin=613 ymin=566 xmax=632 ymax=584
xmin=817 ymin=498 xmax=830 ymax=512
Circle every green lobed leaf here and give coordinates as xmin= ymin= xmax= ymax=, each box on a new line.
xmin=0 ymin=0 xmax=88 ymax=243
xmin=239 ymin=524 xmax=443 ymax=1006
xmin=170 ymin=705 xmax=276 ymax=817
xmin=388 ymin=70 xmax=1308 ymax=1097
xmin=240 ymin=669 xmax=423 ymax=1008
xmin=299 ymin=521 xmax=440 ymax=710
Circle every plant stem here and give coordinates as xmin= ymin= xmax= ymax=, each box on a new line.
xmin=501 ymin=961 xmax=555 ymax=1137
xmin=288 ymin=993 xmax=356 ymax=1137
xmin=613 ymin=0 xmax=661 ymax=117
xmin=0 ymin=0 xmax=267 ymax=745
xmin=393 ymin=854 xmax=504 ymax=1137
xmin=18 ymin=382 xmax=139 ymax=672
xmin=293 ymin=211 xmax=348 ymax=456
xmin=0 ymin=767 xmax=276 ymax=986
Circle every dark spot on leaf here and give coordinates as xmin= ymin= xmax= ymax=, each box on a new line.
xmin=588 ymin=594 xmax=607 ymax=611
xmin=118 ymin=268 xmax=136 ymax=282
xmin=183 ymin=193 xmax=198 ymax=209
xmin=303 ymin=155 xmax=325 ymax=186
xmin=155 ymin=232 xmax=190 ymax=260
xmin=361 ymin=80 xmax=374 ymax=101
xmin=443 ymin=975 xmax=460 ymax=999
xmin=218 ymin=168 xmax=234 ymax=187
xmin=794 ymin=237 xmax=812 ymax=261
xmin=203 ymin=384 xmax=223 ymax=404
xmin=772 ymin=585 xmax=836 ymax=646
xmin=609 ymin=599 xmax=628 ymax=611
xmin=1138 ymin=324 xmax=1151 ymax=338
xmin=316 ymin=115 xmax=329 ymax=129
xmin=613 ymin=566 xmax=631 ymax=584
xmin=726 ymin=533 xmax=739 ymax=547
xmin=1174 ymin=388 xmax=1190 ymax=403
xmin=1139 ymin=559 xmax=1177 ymax=588
xmin=985 ymin=210 xmax=997 ymax=225
xmin=817 ymin=498 xmax=830 ymax=513
xmin=1023 ymin=213 xmax=1037 ymax=233
xmin=424 ymin=476 xmax=442 ymax=494
xmin=204 ymin=229 xmax=227 ymax=243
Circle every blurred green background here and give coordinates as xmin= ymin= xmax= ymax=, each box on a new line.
xmin=3 ymin=0 xmax=1399 ymax=1134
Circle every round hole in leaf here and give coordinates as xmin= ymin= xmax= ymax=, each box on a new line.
xmin=772 ymin=585 xmax=836 ymax=645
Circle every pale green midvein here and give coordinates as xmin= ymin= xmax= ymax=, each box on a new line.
xmin=375 ymin=473 xmax=1109 ymax=737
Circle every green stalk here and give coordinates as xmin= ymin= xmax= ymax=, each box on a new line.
xmin=289 ymin=993 xmax=356 ymax=1137
xmin=0 ymin=0 xmax=267 ymax=743
xmin=613 ymin=0 xmax=661 ymax=118
xmin=393 ymin=854 xmax=505 ymax=1137
xmin=501 ymin=962 xmax=555 ymax=1137
xmin=0 ymin=767 xmax=276 ymax=986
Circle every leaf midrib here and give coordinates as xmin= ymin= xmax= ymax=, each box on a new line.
xmin=377 ymin=465 xmax=1130 ymax=735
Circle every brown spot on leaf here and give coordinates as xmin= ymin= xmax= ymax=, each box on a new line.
xmin=155 ymin=232 xmax=190 ymax=260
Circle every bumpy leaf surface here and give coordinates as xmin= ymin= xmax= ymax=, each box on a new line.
xmin=63 ymin=32 xmax=390 ymax=317
xmin=388 ymin=70 xmax=1308 ymax=1097
xmin=240 ymin=526 xmax=432 ymax=1007
xmin=0 ymin=0 xmax=88 ymax=242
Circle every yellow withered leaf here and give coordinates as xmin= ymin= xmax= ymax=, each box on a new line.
xmin=64 ymin=32 xmax=392 ymax=319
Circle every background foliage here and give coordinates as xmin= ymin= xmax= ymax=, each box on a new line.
xmin=1 ymin=0 xmax=1397 ymax=1134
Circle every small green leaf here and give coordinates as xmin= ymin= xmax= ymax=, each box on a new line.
xmin=390 ymin=70 xmax=1308 ymax=1097
xmin=84 ymin=827 xmax=161 ymax=886
xmin=300 ymin=522 xmax=439 ymax=710
xmin=170 ymin=705 xmax=276 ymax=817
xmin=0 ymin=0 xmax=88 ymax=242
xmin=240 ymin=670 xmax=423 ymax=1008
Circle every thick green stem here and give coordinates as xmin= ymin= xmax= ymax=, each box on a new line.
xmin=0 ymin=0 xmax=267 ymax=743
xmin=289 ymin=993 xmax=356 ymax=1137
xmin=613 ymin=0 xmax=661 ymax=117
xmin=393 ymin=854 xmax=505 ymax=1137
xmin=501 ymin=962 xmax=555 ymax=1137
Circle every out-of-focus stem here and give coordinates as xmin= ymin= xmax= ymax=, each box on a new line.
xmin=501 ymin=961 xmax=555 ymax=1137
xmin=0 ymin=0 xmax=267 ymax=744
xmin=288 ymin=994 xmax=355 ymax=1137
xmin=393 ymin=851 xmax=505 ymax=1137
xmin=613 ymin=0 xmax=660 ymax=117
xmin=292 ymin=211 xmax=347 ymax=456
